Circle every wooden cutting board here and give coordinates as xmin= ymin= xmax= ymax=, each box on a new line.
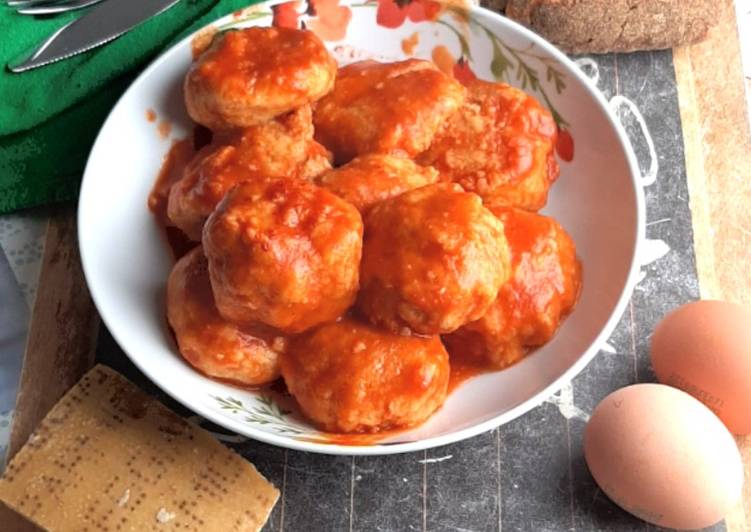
xmin=673 ymin=0 xmax=751 ymax=527
xmin=2 ymin=0 xmax=749 ymax=527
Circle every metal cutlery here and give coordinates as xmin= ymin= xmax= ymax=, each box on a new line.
xmin=7 ymin=0 xmax=181 ymax=73
xmin=7 ymin=0 xmax=105 ymax=15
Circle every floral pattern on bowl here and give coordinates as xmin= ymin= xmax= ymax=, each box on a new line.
xmin=227 ymin=0 xmax=575 ymax=161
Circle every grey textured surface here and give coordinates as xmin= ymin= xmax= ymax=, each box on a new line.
xmin=0 ymin=247 xmax=27 ymax=412
xmin=96 ymin=49 xmax=719 ymax=531
xmin=0 ymin=247 xmax=28 ymax=470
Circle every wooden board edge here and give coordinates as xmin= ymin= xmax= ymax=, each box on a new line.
xmin=673 ymin=0 xmax=751 ymax=306
xmin=672 ymin=46 xmax=720 ymax=300
xmin=5 ymin=206 xmax=99 ymax=462
xmin=673 ymin=0 xmax=751 ymax=529
xmin=1 ymin=206 xmax=99 ymax=530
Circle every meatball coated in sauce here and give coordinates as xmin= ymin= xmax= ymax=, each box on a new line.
xmin=217 ymin=104 xmax=332 ymax=179
xmin=443 ymin=207 xmax=581 ymax=369
xmin=358 ymin=183 xmax=511 ymax=335
xmin=418 ymin=80 xmax=558 ymax=212
xmin=313 ymin=59 xmax=465 ymax=164
xmin=203 ymin=178 xmax=363 ymax=333
xmin=316 ymin=153 xmax=439 ymax=213
xmin=296 ymin=140 xmax=333 ymax=181
xmin=167 ymin=106 xmax=332 ymax=240
xmin=166 ymin=247 xmax=284 ymax=386
xmin=185 ymin=27 xmax=336 ymax=130
xmin=281 ymin=318 xmax=450 ymax=433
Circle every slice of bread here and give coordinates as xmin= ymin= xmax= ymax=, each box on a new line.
xmin=480 ymin=0 xmax=509 ymax=12
xmin=503 ymin=0 xmax=715 ymax=53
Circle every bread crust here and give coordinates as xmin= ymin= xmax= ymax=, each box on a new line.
xmin=504 ymin=0 xmax=715 ymax=53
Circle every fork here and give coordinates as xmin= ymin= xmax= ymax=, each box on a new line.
xmin=6 ymin=0 xmax=104 ymax=15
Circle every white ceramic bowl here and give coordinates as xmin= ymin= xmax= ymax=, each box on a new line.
xmin=78 ymin=0 xmax=643 ymax=455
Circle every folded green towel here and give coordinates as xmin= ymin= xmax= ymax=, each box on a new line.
xmin=0 ymin=0 xmax=262 ymax=214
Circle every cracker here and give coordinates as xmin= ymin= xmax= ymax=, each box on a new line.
xmin=0 ymin=365 xmax=278 ymax=532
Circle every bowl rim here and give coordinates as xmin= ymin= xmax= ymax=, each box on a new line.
xmin=78 ymin=0 xmax=645 ymax=456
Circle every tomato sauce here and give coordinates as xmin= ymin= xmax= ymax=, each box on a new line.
xmin=149 ymin=126 xmax=213 ymax=261
xmin=447 ymin=357 xmax=493 ymax=394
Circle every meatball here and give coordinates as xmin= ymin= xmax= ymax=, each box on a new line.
xmin=296 ymin=140 xmax=333 ymax=181
xmin=167 ymin=106 xmax=332 ymax=240
xmin=167 ymin=145 xmax=252 ymax=241
xmin=358 ymin=183 xmax=511 ymax=335
xmin=203 ymin=178 xmax=363 ymax=333
xmin=185 ymin=27 xmax=336 ymax=129
xmin=218 ymin=104 xmax=331 ymax=178
xmin=281 ymin=318 xmax=449 ymax=433
xmin=418 ymin=80 xmax=559 ymax=212
xmin=313 ymin=59 xmax=465 ymax=164
xmin=316 ymin=153 xmax=439 ymax=213
xmin=443 ymin=207 xmax=581 ymax=369
xmin=166 ymin=247 xmax=284 ymax=386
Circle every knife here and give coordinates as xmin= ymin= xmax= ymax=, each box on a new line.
xmin=8 ymin=0 xmax=182 ymax=73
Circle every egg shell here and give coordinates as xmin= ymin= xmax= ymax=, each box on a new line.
xmin=584 ymin=384 xmax=743 ymax=530
xmin=651 ymin=300 xmax=751 ymax=435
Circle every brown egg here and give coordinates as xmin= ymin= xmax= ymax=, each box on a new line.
xmin=651 ymin=300 xmax=751 ymax=434
xmin=584 ymin=384 xmax=743 ymax=529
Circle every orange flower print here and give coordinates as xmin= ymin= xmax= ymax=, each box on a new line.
xmin=272 ymin=1 xmax=300 ymax=28
xmin=376 ymin=0 xmax=443 ymax=29
xmin=307 ymin=0 xmax=353 ymax=41
xmin=431 ymin=44 xmax=455 ymax=76
xmin=401 ymin=32 xmax=420 ymax=55
xmin=431 ymin=46 xmax=476 ymax=85
xmin=452 ymin=57 xmax=477 ymax=85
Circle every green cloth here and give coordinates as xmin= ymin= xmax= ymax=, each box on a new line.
xmin=0 ymin=0 xmax=262 ymax=214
